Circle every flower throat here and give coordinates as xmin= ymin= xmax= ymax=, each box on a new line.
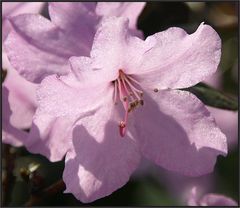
xmin=113 ymin=70 xmax=144 ymax=137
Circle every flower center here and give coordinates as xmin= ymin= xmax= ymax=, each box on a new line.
xmin=113 ymin=70 xmax=144 ymax=137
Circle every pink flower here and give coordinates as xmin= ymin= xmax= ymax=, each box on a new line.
xmin=3 ymin=2 xmax=145 ymax=146
xmin=188 ymin=187 xmax=238 ymax=206
xmin=2 ymin=2 xmax=44 ymax=146
xmin=29 ymin=17 xmax=227 ymax=202
xmin=4 ymin=2 xmax=145 ymax=83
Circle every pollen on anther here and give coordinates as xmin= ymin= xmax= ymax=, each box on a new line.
xmin=140 ymin=100 xmax=144 ymax=105
xmin=130 ymin=102 xmax=136 ymax=108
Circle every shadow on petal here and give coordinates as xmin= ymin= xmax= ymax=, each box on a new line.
xmin=26 ymin=116 xmax=73 ymax=162
xmin=133 ymin=90 xmax=226 ymax=176
xmin=63 ymin=120 xmax=140 ymax=203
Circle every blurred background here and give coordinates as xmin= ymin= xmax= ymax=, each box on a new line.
xmin=2 ymin=2 xmax=239 ymax=206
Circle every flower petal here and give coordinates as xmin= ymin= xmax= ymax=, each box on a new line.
xmin=2 ymin=20 xmax=12 ymax=44
xmin=27 ymin=73 xmax=112 ymax=161
xmin=3 ymin=63 xmax=37 ymax=129
xmin=134 ymin=89 xmax=227 ymax=176
xmin=199 ymin=194 xmax=238 ymax=206
xmin=4 ymin=14 xmax=89 ymax=83
xmin=2 ymin=129 xmax=26 ymax=147
xmin=36 ymin=74 xmax=111 ymax=117
xmin=2 ymin=2 xmax=44 ymax=41
xmin=2 ymin=2 xmax=44 ymax=18
xmin=2 ymin=87 xmax=28 ymax=147
xmin=207 ymin=106 xmax=238 ymax=150
xmin=2 ymin=52 xmax=37 ymax=147
xmin=63 ymin=102 xmax=140 ymax=202
xmin=90 ymin=16 xmax=149 ymax=81
xmin=96 ymin=2 xmax=145 ymax=29
xmin=90 ymin=16 xmax=129 ymax=81
xmin=27 ymin=114 xmax=74 ymax=162
xmin=134 ymin=23 xmax=221 ymax=89
xmin=69 ymin=56 xmax=105 ymax=85
xmin=69 ymin=55 xmax=125 ymax=85
xmin=48 ymin=2 xmax=98 ymax=52
xmin=187 ymin=186 xmax=200 ymax=206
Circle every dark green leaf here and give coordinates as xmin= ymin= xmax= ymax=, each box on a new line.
xmin=182 ymin=83 xmax=238 ymax=111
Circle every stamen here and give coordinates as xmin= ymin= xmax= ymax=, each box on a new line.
xmin=124 ymin=78 xmax=142 ymax=100
xmin=114 ymin=81 xmax=118 ymax=104
xmin=127 ymin=75 xmax=142 ymax=86
xmin=117 ymin=78 xmax=124 ymax=102
xmin=121 ymin=85 xmax=129 ymax=112
xmin=129 ymin=92 xmax=134 ymax=97
xmin=121 ymin=76 xmax=130 ymax=98
xmin=113 ymin=70 xmax=144 ymax=137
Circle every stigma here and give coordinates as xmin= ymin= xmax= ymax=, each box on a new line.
xmin=113 ymin=70 xmax=144 ymax=137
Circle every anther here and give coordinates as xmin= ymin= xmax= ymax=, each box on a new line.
xmin=134 ymin=100 xmax=139 ymax=105
xmin=130 ymin=102 xmax=136 ymax=108
xmin=154 ymin=88 xmax=159 ymax=92
xmin=129 ymin=92 xmax=134 ymax=97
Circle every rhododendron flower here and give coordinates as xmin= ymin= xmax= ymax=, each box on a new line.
xmin=4 ymin=2 xmax=145 ymax=84
xmin=187 ymin=187 xmax=238 ymax=206
xmin=2 ymin=2 xmax=44 ymax=146
xmin=27 ymin=17 xmax=227 ymax=202
xmin=3 ymin=2 xmax=145 ymax=146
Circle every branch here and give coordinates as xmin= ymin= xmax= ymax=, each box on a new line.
xmin=24 ymin=179 xmax=66 ymax=206
xmin=2 ymin=145 xmax=16 ymax=206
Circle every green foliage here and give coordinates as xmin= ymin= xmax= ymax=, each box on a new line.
xmin=183 ymin=83 xmax=238 ymax=111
